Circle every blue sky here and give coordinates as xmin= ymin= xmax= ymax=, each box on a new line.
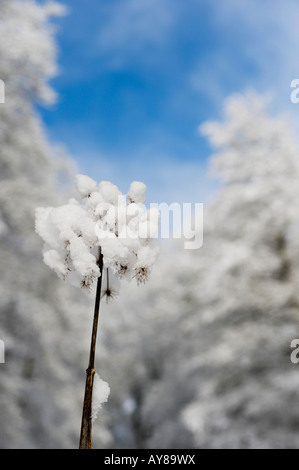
xmin=39 ymin=0 xmax=299 ymax=205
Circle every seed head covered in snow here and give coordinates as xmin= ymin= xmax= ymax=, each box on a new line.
xmin=35 ymin=175 xmax=160 ymax=294
xmin=128 ymin=181 xmax=146 ymax=204
xmin=91 ymin=372 xmax=110 ymax=422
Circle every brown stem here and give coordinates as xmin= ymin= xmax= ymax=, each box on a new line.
xmin=79 ymin=248 xmax=104 ymax=449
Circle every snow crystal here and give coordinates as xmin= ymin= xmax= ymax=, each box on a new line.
xmin=43 ymin=248 xmax=68 ymax=280
xmin=127 ymin=181 xmax=146 ymax=204
xmin=91 ymin=372 xmax=110 ymax=422
xmin=98 ymin=181 xmax=121 ymax=205
xmin=75 ymin=174 xmax=97 ymax=198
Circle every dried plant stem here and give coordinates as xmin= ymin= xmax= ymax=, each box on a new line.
xmin=79 ymin=248 xmax=104 ymax=449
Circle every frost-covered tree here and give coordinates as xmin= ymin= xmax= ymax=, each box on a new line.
xmin=0 ymin=0 xmax=111 ymax=449
xmin=180 ymin=92 xmax=299 ymax=449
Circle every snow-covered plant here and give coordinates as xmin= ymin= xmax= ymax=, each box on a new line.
xmin=36 ymin=174 xmax=160 ymax=294
xmin=35 ymin=174 xmax=160 ymax=449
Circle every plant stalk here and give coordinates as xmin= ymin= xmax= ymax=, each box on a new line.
xmin=79 ymin=248 xmax=104 ymax=449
